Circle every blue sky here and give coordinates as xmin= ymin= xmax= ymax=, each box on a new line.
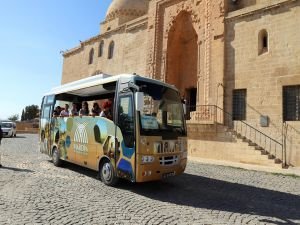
xmin=0 ymin=0 xmax=112 ymax=120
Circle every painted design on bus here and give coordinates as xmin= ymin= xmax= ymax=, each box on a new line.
xmin=50 ymin=116 xmax=135 ymax=181
xmin=74 ymin=121 xmax=89 ymax=155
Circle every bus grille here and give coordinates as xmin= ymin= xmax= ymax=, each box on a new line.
xmin=159 ymin=156 xmax=179 ymax=166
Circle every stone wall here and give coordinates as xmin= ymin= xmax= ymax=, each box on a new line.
xmin=225 ymin=0 xmax=300 ymax=166
xmin=146 ymin=0 xmax=225 ymax=109
xmin=62 ymin=17 xmax=149 ymax=84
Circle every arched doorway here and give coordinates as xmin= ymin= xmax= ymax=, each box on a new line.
xmin=166 ymin=11 xmax=198 ymax=118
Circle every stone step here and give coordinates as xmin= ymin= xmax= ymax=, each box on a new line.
xmin=268 ymin=154 xmax=276 ymax=160
xmin=188 ymin=124 xmax=282 ymax=168
xmin=255 ymin=146 xmax=264 ymax=150
xmin=261 ymin=150 xmax=268 ymax=155
xmin=248 ymin=141 xmax=257 ymax=147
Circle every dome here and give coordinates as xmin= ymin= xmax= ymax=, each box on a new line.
xmin=106 ymin=0 xmax=149 ymax=21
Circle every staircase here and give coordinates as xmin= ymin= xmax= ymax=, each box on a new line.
xmin=186 ymin=105 xmax=287 ymax=168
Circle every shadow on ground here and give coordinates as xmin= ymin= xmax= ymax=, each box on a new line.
xmin=0 ymin=166 xmax=34 ymax=173
xmin=58 ymin=161 xmax=300 ymax=225
xmin=2 ymin=136 xmax=26 ymax=139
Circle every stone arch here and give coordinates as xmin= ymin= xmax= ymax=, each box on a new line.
xmin=89 ymin=48 xmax=94 ymax=65
xmin=108 ymin=41 xmax=115 ymax=59
xmin=166 ymin=11 xmax=198 ymax=115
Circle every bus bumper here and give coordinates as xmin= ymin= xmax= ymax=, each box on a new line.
xmin=136 ymin=158 xmax=187 ymax=182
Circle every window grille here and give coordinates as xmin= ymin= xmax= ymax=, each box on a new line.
xmin=283 ymin=85 xmax=300 ymax=121
xmin=233 ymin=89 xmax=246 ymax=120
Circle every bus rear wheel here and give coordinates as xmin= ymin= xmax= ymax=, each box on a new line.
xmin=52 ymin=148 xmax=62 ymax=167
xmin=99 ymin=160 xmax=118 ymax=186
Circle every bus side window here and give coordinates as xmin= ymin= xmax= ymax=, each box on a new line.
xmin=42 ymin=105 xmax=51 ymax=119
xmin=118 ymin=96 xmax=134 ymax=148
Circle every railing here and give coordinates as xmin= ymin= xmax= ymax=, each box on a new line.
xmin=186 ymin=105 xmax=286 ymax=167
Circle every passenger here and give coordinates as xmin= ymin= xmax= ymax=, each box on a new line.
xmin=79 ymin=101 xmax=90 ymax=116
xmin=53 ymin=106 xmax=62 ymax=117
xmin=70 ymin=103 xmax=79 ymax=116
xmin=91 ymin=102 xmax=101 ymax=116
xmin=100 ymin=101 xmax=112 ymax=120
xmin=108 ymin=99 xmax=114 ymax=117
xmin=60 ymin=104 xmax=70 ymax=117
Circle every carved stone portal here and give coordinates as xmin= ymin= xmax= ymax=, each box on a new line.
xmin=166 ymin=11 xmax=198 ymax=115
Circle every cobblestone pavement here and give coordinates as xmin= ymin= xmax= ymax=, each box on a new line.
xmin=0 ymin=134 xmax=299 ymax=225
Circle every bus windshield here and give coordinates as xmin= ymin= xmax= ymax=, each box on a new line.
xmin=136 ymin=81 xmax=185 ymax=136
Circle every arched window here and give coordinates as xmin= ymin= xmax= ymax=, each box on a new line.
xmin=258 ymin=29 xmax=268 ymax=55
xmin=89 ymin=48 xmax=94 ymax=64
xmin=108 ymin=41 xmax=114 ymax=59
xmin=98 ymin=41 xmax=104 ymax=57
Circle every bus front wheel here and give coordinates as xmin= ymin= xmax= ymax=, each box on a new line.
xmin=99 ymin=160 xmax=118 ymax=186
xmin=52 ymin=148 xmax=62 ymax=167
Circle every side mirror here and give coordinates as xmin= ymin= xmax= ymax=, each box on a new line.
xmin=135 ymin=92 xmax=144 ymax=111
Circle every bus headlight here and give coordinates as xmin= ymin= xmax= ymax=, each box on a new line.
xmin=141 ymin=155 xmax=155 ymax=163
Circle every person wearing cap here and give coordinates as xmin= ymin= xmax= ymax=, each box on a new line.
xmin=100 ymin=101 xmax=112 ymax=120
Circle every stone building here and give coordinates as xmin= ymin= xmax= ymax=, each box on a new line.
xmin=62 ymin=0 xmax=300 ymax=167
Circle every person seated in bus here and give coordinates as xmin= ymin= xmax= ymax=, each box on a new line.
xmin=108 ymin=98 xmax=114 ymax=117
xmin=52 ymin=106 xmax=62 ymax=117
xmin=60 ymin=104 xmax=70 ymax=117
xmin=70 ymin=103 xmax=79 ymax=116
xmin=100 ymin=101 xmax=112 ymax=120
xmin=91 ymin=102 xmax=101 ymax=116
xmin=79 ymin=101 xmax=90 ymax=116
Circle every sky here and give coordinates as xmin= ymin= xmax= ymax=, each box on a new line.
xmin=0 ymin=0 xmax=112 ymax=120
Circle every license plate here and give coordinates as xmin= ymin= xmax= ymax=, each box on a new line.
xmin=162 ymin=172 xmax=175 ymax=179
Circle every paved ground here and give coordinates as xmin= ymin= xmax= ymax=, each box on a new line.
xmin=0 ymin=134 xmax=299 ymax=225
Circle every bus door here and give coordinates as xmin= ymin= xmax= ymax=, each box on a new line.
xmin=116 ymin=93 xmax=136 ymax=182
xmin=40 ymin=95 xmax=55 ymax=155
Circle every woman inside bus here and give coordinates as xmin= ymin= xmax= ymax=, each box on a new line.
xmin=70 ymin=103 xmax=79 ymax=116
xmin=100 ymin=101 xmax=112 ymax=120
xmin=79 ymin=101 xmax=90 ymax=116
xmin=91 ymin=102 xmax=101 ymax=116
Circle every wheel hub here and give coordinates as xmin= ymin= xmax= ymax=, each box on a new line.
xmin=102 ymin=163 xmax=112 ymax=181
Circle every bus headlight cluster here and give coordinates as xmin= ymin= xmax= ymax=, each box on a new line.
xmin=141 ymin=155 xmax=155 ymax=163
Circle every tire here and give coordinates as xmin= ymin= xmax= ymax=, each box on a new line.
xmin=14 ymin=133 xmax=16 ymax=137
xmin=52 ymin=148 xmax=62 ymax=167
xmin=99 ymin=160 xmax=118 ymax=186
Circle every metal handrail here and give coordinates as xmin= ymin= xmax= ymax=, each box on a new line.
xmin=186 ymin=104 xmax=286 ymax=167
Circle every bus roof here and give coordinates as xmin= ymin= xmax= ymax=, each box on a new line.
xmin=44 ymin=73 xmax=178 ymax=96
